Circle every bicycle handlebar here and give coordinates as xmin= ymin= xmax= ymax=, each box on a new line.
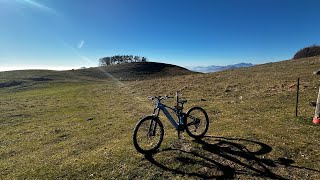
xmin=148 ymin=92 xmax=204 ymax=106
xmin=148 ymin=95 xmax=174 ymax=101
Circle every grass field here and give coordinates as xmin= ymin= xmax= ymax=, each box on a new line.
xmin=1 ymin=59 xmax=320 ymax=179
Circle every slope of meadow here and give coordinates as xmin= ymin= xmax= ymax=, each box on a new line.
xmin=0 ymin=62 xmax=194 ymax=83
xmin=0 ymin=59 xmax=320 ymax=179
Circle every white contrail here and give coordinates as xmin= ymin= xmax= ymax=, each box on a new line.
xmin=19 ymin=0 xmax=58 ymax=15
xmin=78 ymin=40 xmax=85 ymax=49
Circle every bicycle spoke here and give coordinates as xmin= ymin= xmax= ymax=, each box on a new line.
xmin=185 ymin=107 xmax=209 ymax=137
xmin=135 ymin=118 xmax=162 ymax=152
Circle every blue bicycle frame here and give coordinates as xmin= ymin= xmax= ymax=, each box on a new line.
xmin=153 ymin=101 xmax=184 ymax=130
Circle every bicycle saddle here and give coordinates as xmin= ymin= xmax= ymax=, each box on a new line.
xmin=178 ymin=100 xmax=187 ymax=104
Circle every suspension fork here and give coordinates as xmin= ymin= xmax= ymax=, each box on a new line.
xmin=150 ymin=108 xmax=160 ymax=136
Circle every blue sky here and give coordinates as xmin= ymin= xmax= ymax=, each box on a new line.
xmin=0 ymin=0 xmax=320 ymax=71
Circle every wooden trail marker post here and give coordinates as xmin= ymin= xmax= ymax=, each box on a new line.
xmin=295 ymin=78 xmax=300 ymax=117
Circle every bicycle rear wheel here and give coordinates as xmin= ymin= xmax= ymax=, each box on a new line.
xmin=185 ymin=107 xmax=209 ymax=139
xmin=133 ymin=116 xmax=164 ymax=154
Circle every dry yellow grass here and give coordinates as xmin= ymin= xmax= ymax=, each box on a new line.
xmin=1 ymin=58 xmax=320 ymax=179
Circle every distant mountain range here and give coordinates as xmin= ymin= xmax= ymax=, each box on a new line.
xmin=189 ymin=63 xmax=254 ymax=73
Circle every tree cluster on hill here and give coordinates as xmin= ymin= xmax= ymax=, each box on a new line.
xmin=99 ymin=55 xmax=148 ymax=66
xmin=293 ymin=45 xmax=320 ymax=59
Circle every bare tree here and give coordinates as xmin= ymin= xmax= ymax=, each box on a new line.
xmin=99 ymin=55 xmax=148 ymax=66
xmin=141 ymin=57 xmax=147 ymax=62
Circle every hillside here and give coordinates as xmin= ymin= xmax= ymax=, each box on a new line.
xmin=0 ymin=62 xmax=195 ymax=89
xmin=76 ymin=62 xmax=195 ymax=80
xmin=1 ymin=58 xmax=320 ymax=179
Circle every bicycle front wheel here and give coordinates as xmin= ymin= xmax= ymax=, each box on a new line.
xmin=133 ymin=116 xmax=164 ymax=154
xmin=185 ymin=107 xmax=209 ymax=139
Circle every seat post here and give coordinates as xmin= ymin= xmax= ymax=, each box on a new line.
xmin=176 ymin=91 xmax=179 ymax=108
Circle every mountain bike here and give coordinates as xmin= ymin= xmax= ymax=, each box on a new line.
xmin=133 ymin=92 xmax=209 ymax=154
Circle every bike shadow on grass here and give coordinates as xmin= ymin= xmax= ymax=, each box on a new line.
xmin=144 ymin=136 xmax=319 ymax=179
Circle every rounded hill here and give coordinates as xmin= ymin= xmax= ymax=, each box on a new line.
xmin=0 ymin=62 xmax=196 ymax=89
xmin=70 ymin=62 xmax=196 ymax=81
xmin=0 ymin=62 xmax=195 ymax=87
